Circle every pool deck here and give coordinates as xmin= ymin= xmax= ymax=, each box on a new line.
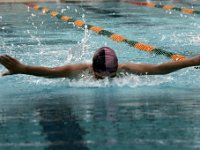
xmin=0 ymin=0 xmax=112 ymax=3
xmin=0 ymin=0 xmax=94 ymax=3
xmin=0 ymin=0 xmax=58 ymax=3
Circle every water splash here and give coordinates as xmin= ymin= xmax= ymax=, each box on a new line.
xmin=65 ymin=22 xmax=93 ymax=64
xmin=26 ymin=70 xmax=174 ymax=88
xmin=61 ymin=8 xmax=67 ymax=13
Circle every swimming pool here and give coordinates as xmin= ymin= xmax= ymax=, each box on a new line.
xmin=0 ymin=0 xmax=200 ymax=149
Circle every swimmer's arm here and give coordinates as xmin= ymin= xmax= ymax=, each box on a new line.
xmin=119 ymin=55 xmax=200 ymax=75
xmin=24 ymin=63 xmax=91 ymax=78
xmin=0 ymin=55 xmax=91 ymax=77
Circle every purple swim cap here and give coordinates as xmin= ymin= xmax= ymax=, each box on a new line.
xmin=92 ymin=47 xmax=118 ymax=74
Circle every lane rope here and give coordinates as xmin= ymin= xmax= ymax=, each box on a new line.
xmin=25 ymin=3 xmax=187 ymax=61
xmin=127 ymin=1 xmax=200 ymax=15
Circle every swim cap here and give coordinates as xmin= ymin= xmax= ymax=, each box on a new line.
xmin=92 ymin=47 xmax=118 ymax=74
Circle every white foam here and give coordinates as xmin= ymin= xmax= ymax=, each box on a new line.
xmin=26 ymin=70 xmax=173 ymax=88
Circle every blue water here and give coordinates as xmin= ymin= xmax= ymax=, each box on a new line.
xmin=0 ymin=1 xmax=200 ymax=149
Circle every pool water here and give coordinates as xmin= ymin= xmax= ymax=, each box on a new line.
xmin=0 ymin=0 xmax=200 ymax=149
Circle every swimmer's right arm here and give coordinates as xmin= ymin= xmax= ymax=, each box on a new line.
xmin=0 ymin=55 xmax=91 ymax=78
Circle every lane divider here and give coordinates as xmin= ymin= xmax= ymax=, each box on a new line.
xmin=127 ymin=1 xmax=200 ymax=15
xmin=25 ymin=3 xmax=187 ymax=61
xmin=63 ymin=0 xmax=200 ymax=15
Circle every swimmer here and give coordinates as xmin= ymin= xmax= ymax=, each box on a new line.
xmin=0 ymin=47 xmax=200 ymax=79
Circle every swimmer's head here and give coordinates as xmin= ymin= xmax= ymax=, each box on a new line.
xmin=92 ymin=47 xmax=118 ymax=79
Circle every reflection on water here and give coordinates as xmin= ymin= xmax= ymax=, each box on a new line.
xmin=37 ymin=102 xmax=89 ymax=150
xmin=0 ymin=23 xmax=13 ymax=34
xmin=0 ymin=88 xmax=200 ymax=149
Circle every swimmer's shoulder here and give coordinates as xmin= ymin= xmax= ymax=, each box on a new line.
xmin=117 ymin=63 xmax=127 ymax=73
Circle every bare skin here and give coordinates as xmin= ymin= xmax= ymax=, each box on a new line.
xmin=0 ymin=55 xmax=200 ymax=78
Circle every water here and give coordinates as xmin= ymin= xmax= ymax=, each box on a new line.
xmin=0 ymin=1 xmax=200 ymax=149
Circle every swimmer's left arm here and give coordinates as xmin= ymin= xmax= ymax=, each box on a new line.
xmin=119 ymin=55 xmax=200 ymax=75
xmin=0 ymin=55 xmax=91 ymax=78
